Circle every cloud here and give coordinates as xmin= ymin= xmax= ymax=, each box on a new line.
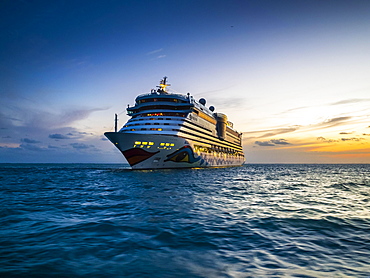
xmin=277 ymin=106 xmax=308 ymax=115
xmin=146 ymin=48 xmax=163 ymax=55
xmin=48 ymin=145 xmax=60 ymax=149
xmin=55 ymin=108 xmax=107 ymax=128
xmin=70 ymin=143 xmax=94 ymax=149
xmin=20 ymin=144 xmax=46 ymax=151
xmin=317 ymin=137 xmax=339 ymax=143
xmin=205 ymin=97 xmax=246 ymax=110
xmin=21 ymin=138 xmax=40 ymax=144
xmin=3 ymin=105 xmax=107 ymax=130
xmin=317 ymin=136 xmax=365 ymax=143
xmin=316 ymin=117 xmax=352 ymax=129
xmin=49 ymin=133 xmax=72 ymax=139
xmin=340 ymin=137 xmax=364 ymax=142
xmin=325 ymin=116 xmax=351 ymax=124
xmin=146 ymin=48 xmax=166 ymax=60
xmin=243 ymin=126 xmax=299 ymax=138
xmin=331 ymin=98 xmax=370 ymax=105
xmin=259 ymin=127 xmax=299 ymax=138
xmin=270 ymin=139 xmax=290 ymax=145
xmin=255 ymin=141 xmax=275 ymax=147
xmin=255 ymin=139 xmax=291 ymax=147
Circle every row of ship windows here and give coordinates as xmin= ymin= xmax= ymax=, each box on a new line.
xmin=131 ymin=141 xmax=243 ymax=156
xmin=178 ymin=128 xmax=242 ymax=152
xmin=131 ymin=117 xmax=183 ymax=121
xmin=194 ymin=145 xmax=244 ymax=157
xmin=132 ymin=112 xmax=187 ymax=117
xmin=137 ymin=98 xmax=188 ymax=104
xmin=124 ymin=123 xmax=173 ymax=127
xmin=128 ymin=108 xmax=189 ymax=115
xmin=133 ymin=141 xmax=175 ymax=150
xmin=128 ymin=128 xmax=164 ymax=131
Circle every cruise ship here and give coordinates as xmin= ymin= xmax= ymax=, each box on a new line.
xmin=104 ymin=77 xmax=245 ymax=169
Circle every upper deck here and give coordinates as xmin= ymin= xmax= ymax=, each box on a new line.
xmin=125 ymin=77 xmax=239 ymax=133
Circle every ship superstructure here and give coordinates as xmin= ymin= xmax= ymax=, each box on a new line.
xmin=104 ymin=77 xmax=245 ymax=169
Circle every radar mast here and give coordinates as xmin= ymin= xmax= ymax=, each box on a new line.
xmin=157 ymin=76 xmax=171 ymax=93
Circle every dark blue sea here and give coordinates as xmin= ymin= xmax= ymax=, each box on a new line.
xmin=0 ymin=164 xmax=369 ymax=277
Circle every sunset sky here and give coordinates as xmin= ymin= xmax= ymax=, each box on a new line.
xmin=1 ymin=0 xmax=370 ymax=163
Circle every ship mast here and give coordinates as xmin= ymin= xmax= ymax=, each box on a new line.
xmin=114 ymin=113 xmax=118 ymax=132
xmin=157 ymin=76 xmax=170 ymax=93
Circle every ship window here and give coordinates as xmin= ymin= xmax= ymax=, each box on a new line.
xmin=130 ymin=129 xmax=135 ymax=131
xmin=145 ymin=123 xmax=150 ymax=125
xmin=154 ymin=123 xmax=159 ymax=125
xmin=164 ymin=123 xmax=169 ymax=125
xmin=135 ymin=141 xmax=141 ymax=145
xmin=158 ymin=118 xmax=163 ymax=120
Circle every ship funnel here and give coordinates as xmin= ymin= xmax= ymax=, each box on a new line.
xmin=214 ymin=113 xmax=227 ymax=140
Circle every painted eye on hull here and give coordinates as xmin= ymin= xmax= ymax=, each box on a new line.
xmin=167 ymin=151 xmax=189 ymax=162
xmin=165 ymin=146 xmax=200 ymax=163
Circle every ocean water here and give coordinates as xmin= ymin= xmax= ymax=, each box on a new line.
xmin=0 ymin=164 xmax=369 ymax=278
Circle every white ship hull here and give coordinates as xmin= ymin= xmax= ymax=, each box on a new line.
xmin=105 ymin=132 xmax=244 ymax=169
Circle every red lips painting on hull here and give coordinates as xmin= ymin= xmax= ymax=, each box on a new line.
xmin=122 ymin=148 xmax=160 ymax=166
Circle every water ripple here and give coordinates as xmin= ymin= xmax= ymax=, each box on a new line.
xmin=0 ymin=164 xmax=369 ymax=277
